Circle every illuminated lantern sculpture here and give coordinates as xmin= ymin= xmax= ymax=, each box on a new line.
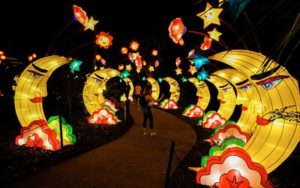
xmin=188 ymin=78 xmax=210 ymax=110
xmin=14 ymin=56 xmax=70 ymax=127
xmin=168 ymin=17 xmax=186 ymax=46
xmin=209 ymin=49 xmax=300 ymax=173
xmin=210 ymin=123 xmax=250 ymax=146
xmin=195 ymin=147 xmax=272 ymax=187
xmin=159 ymin=99 xmax=178 ymax=110
xmin=200 ymin=36 xmax=212 ymax=50
xmin=207 ymin=74 xmax=236 ymax=120
xmin=201 ymin=138 xmax=247 ymax=167
xmin=47 ymin=116 xmax=76 ymax=145
xmin=15 ymin=120 xmax=61 ymax=151
xmin=130 ymin=41 xmax=139 ymax=51
xmin=73 ymin=5 xmax=88 ymax=25
xmin=182 ymin=105 xmax=204 ymax=118
xmin=197 ymin=2 xmax=223 ymax=29
xmin=96 ymin=32 xmax=113 ymax=49
xmin=200 ymin=111 xmax=226 ymax=129
xmin=146 ymin=77 xmax=160 ymax=100
xmin=82 ymin=68 xmax=120 ymax=115
xmin=214 ymin=69 xmax=260 ymax=133
xmin=163 ymin=77 xmax=180 ymax=103
xmin=88 ymin=102 xmax=120 ymax=125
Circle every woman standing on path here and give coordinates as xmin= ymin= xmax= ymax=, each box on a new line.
xmin=141 ymin=84 xmax=164 ymax=136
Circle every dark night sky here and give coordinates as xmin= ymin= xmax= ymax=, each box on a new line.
xmin=0 ymin=0 xmax=299 ymax=79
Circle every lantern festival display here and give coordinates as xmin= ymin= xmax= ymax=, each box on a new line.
xmin=206 ymin=74 xmax=237 ymax=120
xmin=209 ymin=49 xmax=300 ymax=173
xmin=188 ymin=78 xmax=210 ymax=110
xmin=14 ymin=56 xmax=70 ymax=127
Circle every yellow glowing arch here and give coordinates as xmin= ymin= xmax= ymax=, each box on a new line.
xmin=210 ymin=49 xmax=300 ymax=173
xmin=188 ymin=78 xmax=210 ymax=110
xmin=206 ymin=74 xmax=236 ymax=120
xmin=163 ymin=77 xmax=180 ymax=102
xmin=14 ymin=56 xmax=70 ymax=127
xmin=82 ymin=68 xmax=120 ymax=115
xmin=146 ymin=77 xmax=160 ymax=100
xmin=214 ymin=69 xmax=260 ymax=133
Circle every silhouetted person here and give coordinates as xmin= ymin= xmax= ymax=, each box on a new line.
xmin=141 ymin=84 xmax=164 ymax=136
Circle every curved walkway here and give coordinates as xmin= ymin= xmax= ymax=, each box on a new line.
xmin=13 ymin=104 xmax=196 ymax=188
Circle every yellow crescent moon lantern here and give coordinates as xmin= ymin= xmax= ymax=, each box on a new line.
xmin=14 ymin=56 xmax=70 ymax=127
xmin=188 ymin=78 xmax=210 ymax=110
xmin=206 ymin=75 xmax=236 ymax=120
xmin=210 ymin=49 xmax=300 ymax=173
xmin=146 ymin=77 xmax=160 ymax=100
xmin=83 ymin=68 xmax=120 ymax=115
xmin=214 ymin=69 xmax=260 ymax=133
xmin=163 ymin=77 xmax=180 ymax=102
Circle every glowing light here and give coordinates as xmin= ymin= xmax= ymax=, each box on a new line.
xmin=96 ymin=32 xmax=113 ymax=49
xmin=189 ymin=65 xmax=197 ymax=75
xmin=121 ymin=47 xmax=128 ymax=55
xmin=207 ymin=27 xmax=222 ymax=41
xmin=84 ymin=16 xmax=99 ymax=31
xmin=200 ymin=36 xmax=212 ymax=50
xmin=175 ymin=67 xmax=182 ymax=75
xmin=152 ymin=49 xmax=158 ymax=56
xmin=130 ymin=41 xmax=139 ymax=51
xmin=73 ymin=5 xmax=88 ymax=25
xmin=168 ymin=17 xmax=186 ymax=45
xmin=197 ymin=3 xmax=223 ymax=29
xmin=14 ymin=56 xmax=69 ymax=127
xmin=70 ymin=59 xmax=83 ymax=73
xmin=197 ymin=69 xmax=209 ymax=80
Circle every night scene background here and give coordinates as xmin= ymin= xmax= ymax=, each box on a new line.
xmin=0 ymin=0 xmax=299 ymax=187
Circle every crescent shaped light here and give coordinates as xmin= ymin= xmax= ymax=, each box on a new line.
xmin=14 ymin=55 xmax=70 ymax=127
xmin=82 ymin=68 xmax=120 ymax=115
xmin=213 ymin=69 xmax=260 ymax=133
xmin=206 ymin=74 xmax=237 ymax=120
xmin=163 ymin=77 xmax=180 ymax=103
xmin=146 ymin=77 xmax=160 ymax=100
xmin=210 ymin=49 xmax=300 ymax=173
xmin=188 ymin=78 xmax=210 ymax=110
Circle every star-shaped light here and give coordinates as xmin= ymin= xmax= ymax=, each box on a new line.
xmin=197 ymin=3 xmax=223 ymax=29
xmin=148 ymin=66 xmax=154 ymax=72
xmin=188 ymin=65 xmax=197 ymax=75
xmin=207 ymin=27 xmax=222 ymax=41
xmin=175 ymin=67 xmax=182 ymax=75
xmin=70 ymin=59 xmax=83 ymax=73
xmin=84 ymin=16 xmax=99 ymax=31
xmin=125 ymin=64 xmax=132 ymax=72
xmin=136 ymin=68 xmax=141 ymax=73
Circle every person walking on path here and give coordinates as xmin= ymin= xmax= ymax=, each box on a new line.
xmin=134 ymin=84 xmax=142 ymax=109
xmin=140 ymin=84 xmax=164 ymax=136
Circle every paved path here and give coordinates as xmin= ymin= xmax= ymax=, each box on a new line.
xmin=13 ymin=104 xmax=196 ymax=188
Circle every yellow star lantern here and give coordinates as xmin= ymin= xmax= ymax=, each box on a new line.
xmin=207 ymin=27 xmax=222 ymax=41
xmin=148 ymin=65 xmax=155 ymax=72
xmin=84 ymin=16 xmax=99 ymax=31
xmin=175 ymin=67 xmax=182 ymax=75
xmin=197 ymin=3 xmax=223 ymax=29
xmin=189 ymin=65 xmax=197 ymax=75
xmin=125 ymin=64 xmax=132 ymax=72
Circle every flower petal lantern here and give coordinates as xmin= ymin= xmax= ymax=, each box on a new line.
xmin=196 ymin=147 xmax=272 ymax=188
xmin=96 ymin=32 xmax=113 ymax=49
xmin=73 ymin=5 xmax=88 ymax=25
xmin=168 ymin=17 xmax=186 ymax=45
